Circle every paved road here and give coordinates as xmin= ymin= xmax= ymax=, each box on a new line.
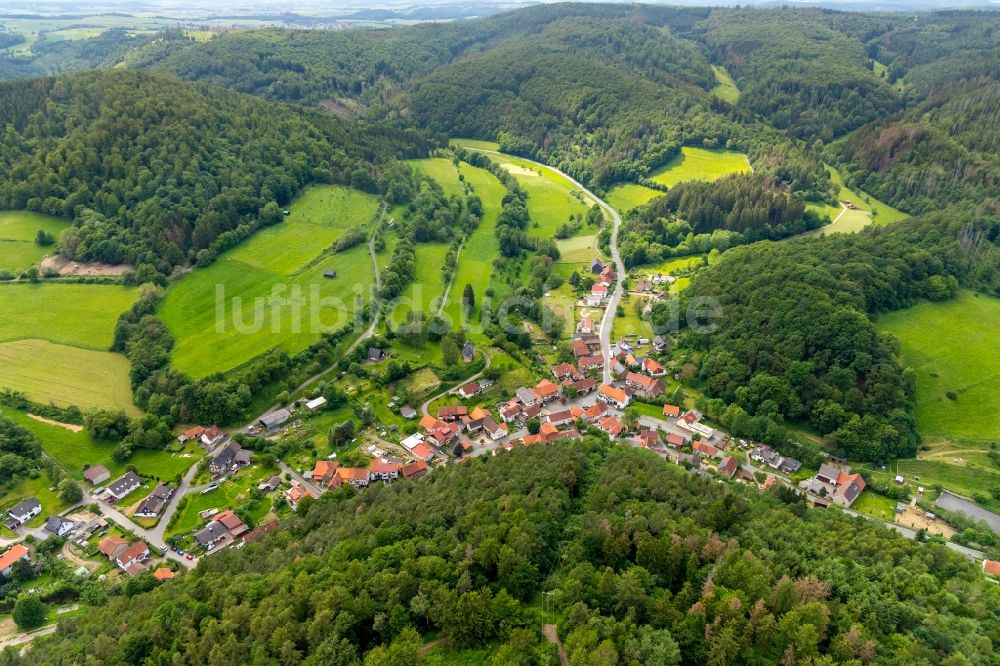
xmin=462 ymin=147 xmax=623 ymax=384
xmin=279 ymin=461 xmax=323 ymax=497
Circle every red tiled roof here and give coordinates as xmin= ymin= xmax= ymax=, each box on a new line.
xmin=99 ymin=536 xmax=127 ymax=558
xmin=337 ymin=467 xmax=370 ymax=482
xmin=402 ymin=460 xmax=428 ymax=478
xmin=370 ymin=459 xmax=401 ymax=475
xmin=599 ymin=384 xmax=628 ymax=403
xmin=534 ymin=379 xmax=561 ymax=398
xmin=213 ymin=510 xmax=245 ymax=532
xmin=153 ymin=567 xmax=175 ymax=581
xmin=116 ymin=541 xmax=148 ymax=566
xmin=666 ymin=433 xmax=687 ymax=447
xmin=984 ymin=560 xmax=1000 ymax=576
xmin=662 ymin=404 xmax=681 ymax=418
xmin=182 ymin=426 xmax=205 ymax=440
xmin=0 ymin=544 xmax=28 ymax=571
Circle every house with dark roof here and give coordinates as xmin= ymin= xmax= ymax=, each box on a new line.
xmin=44 ymin=515 xmax=75 ymax=537
xmin=135 ymin=483 xmax=173 ymax=518
xmin=195 ymin=522 xmax=228 ymax=549
xmin=210 ymin=442 xmax=252 ymax=476
xmin=259 ymin=408 xmax=291 ymax=430
xmin=107 ymin=472 xmax=141 ymax=501
xmin=368 ymin=347 xmax=386 ymax=363
xmin=6 ymin=498 xmax=41 ymax=528
xmin=652 ymin=336 xmax=667 ymax=353
xmin=462 ymin=342 xmax=475 ymax=363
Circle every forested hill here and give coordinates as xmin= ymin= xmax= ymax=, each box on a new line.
xmin=13 ymin=441 xmax=999 ymax=665
xmin=0 ymin=70 xmax=432 ymax=277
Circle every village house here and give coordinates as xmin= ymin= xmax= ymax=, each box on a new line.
xmin=547 ymin=407 xmax=581 ymax=428
xmin=597 ymin=384 xmax=630 ymax=409
xmin=590 ymin=258 xmax=605 ymax=274
xmin=569 ymin=377 xmax=597 ymax=395
xmin=641 ymin=357 xmax=667 ymax=377
xmin=438 ymin=406 xmax=468 ymax=422
xmin=665 ymin=433 xmax=689 ymax=448
xmin=335 ymin=467 xmax=371 ymax=489
xmin=552 ymin=363 xmax=582 ymax=381
xmin=285 ymin=481 xmax=315 ymax=511
xmin=107 ymin=472 xmax=141 ymax=502
xmin=311 ymin=460 xmax=340 ymax=488
xmin=533 ymin=379 xmax=562 ymax=403
xmin=45 ymin=515 xmax=75 ymax=537
xmin=805 ymin=464 xmax=867 ymax=508
xmin=635 ymin=279 xmax=652 ymax=293
xmin=718 ymin=456 xmax=739 ymax=480
xmin=652 ymin=336 xmax=668 ymax=354
xmin=115 ymin=541 xmax=150 ymax=575
xmin=258 ymin=475 xmax=282 ymax=492
xmin=678 ymin=411 xmax=714 ymax=439
xmin=244 ymin=519 xmax=280 ymax=543
xmin=83 ymin=465 xmax=110 ymax=485
xmin=589 ymin=284 xmax=608 ymax=302
xmin=483 ymin=416 xmax=507 ymax=441
xmin=597 ymin=415 xmax=625 ymax=439
xmin=583 ymin=402 xmax=607 ymax=422
xmin=370 ymin=459 xmax=402 ymax=482
xmin=693 ymin=441 xmax=722 ymax=459
xmin=576 ymin=318 xmax=594 ymax=334
xmin=209 ymin=441 xmax=252 ymax=476
xmin=610 ymin=358 xmax=627 ymax=377
xmin=196 ymin=521 xmax=229 ymax=549
xmin=214 ymin=509 xmax=248 ymax=537
xmin=515 ymin=387 xmax=541 ymax=408
xmin=99 ymin=536 xmax=128 ymax=560
xmin=458 ymin=381 xmax=481 ymax=399
xmin=200 ymin=425 xmax=226 ymax=449
xmin=636 ymin=430 xmax=659 ymax=448
xmin=401 ymin=432 xmax=426 ymax=451
xmin=402 ymin=460 xmax=429 ymax=480
xmin=368 ymin=347 xmax=386 ymax=363
xmin=462 ymin=342 xmax=475 ymax=363
xmin=177 ymin=426 xmax=205 ymax=444
xmin=578 ymin=355 xmax=604 ymax=373
xmin=153 ymin=567 xmax=176 ymax=582
xmin=662 ymin=404 xmax=681 ymax=418
xmin=625 ymin=372 xmax=665 ymax=398
xmin=0 ymin=544 xmax=30 ymax=577
xmin=135 ymin=483 xmax=173 ymax=518
xmin=6 ymin=498 xmax=41 ymax=528
xmin=411 ymin=442 xmax=436 ymax=462
xmin=499 ymin=401 xmax=522 ymax=423
xmin=598 ymin=265 xmax=615 ymax=286
xmin=572 ymin=338 xmax=591 ymax=359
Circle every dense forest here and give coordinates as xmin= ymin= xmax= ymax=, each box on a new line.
xmin=681 ymin=213 xmax=1000 ymax=462
xmin=0 ymin=29 xmax=147 ymax=80
xmin=617 ymin=174 xmax=825 ymax=265
xmin=11 ymin=443 xmax=999 ymax=665
xmin=0 ymin=70 xmax=431 ymax=277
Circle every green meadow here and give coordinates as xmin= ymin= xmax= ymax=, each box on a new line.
xmin=807 ymin=166 xmax=908 ymax=236
xmin=160 ymin=185 xmax=379 ymax=378
xmin=387 ymin=242 xmax=450 ymax=327
xmin=0 ymin=339 xmax=136 ymax=413
xmin=0 ymin=283 xmax=136 ymax=349
xmin=555 ymin=234 xmax=599 ymax=264
xmin=649 ymin=147 xmax=750 ymax=188
xmin=710 ymin=65 xmax=740 ymax=103
xmin=442 ymin=163 xmax=507 ymax=334
xmin=411 ymin=158 xmax=467 ymax=198
xmin=605 ymin=183 xmax=663 ymax=213
xmin=878 ymin=291 xmax=1000 ymax=444
xmin=0 ymin=211 xmax=68 ymax=273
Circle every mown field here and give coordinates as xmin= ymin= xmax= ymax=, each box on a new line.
xmin=878 ymin=291 xmax=1000 ymax=507
xmin=0 ymin=340 xmax=136 ymax=413
xmin=0 ymin=211 xmax=68 ymax=273
xmin=160 ymin=185 xmax=379 ymax=378
xmin=649 ymin=147 xmax=750 ymax=188
xmin=0 ymin=283 xmax=136 ymax=349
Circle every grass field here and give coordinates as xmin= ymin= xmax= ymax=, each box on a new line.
xmin=0 ymin=407 xmax=198 ymax=482
xmin=807 ymin=166 xmax=908 ymax=236
xmin=388 ymin=242 xmax=449 ymax=327
xmin=878 ymin=291 xmax=1000 ymax=443
xmin=412 ymin=158 xmax=467 ymax=198
xmin=161 ymin=185 xmax=379 ymax=378
xmin=877 ymin=291 xmax=1000 ymax=509
xmin=168 ymin=465 xmax=277 ymax=538
xmin=441 ymin=163 xmax=506 ymax=336
xmin=710 ymin=65 xmax=740 ymax=103
xmin=448 ymin=138 xmax=500 ymax=151
xmin=0 ymin=474 xmax=70 ymax=525
xmin=451 ymin=142 xmax=599 ymax=239
xmin=556 ymin=234 xmax=599 ymax=264
xmin=0 ymin=211 xmax=68 ymax=273
xmin=605 ymin=183 xmax=663 ymax=213
xmin=0 ymin=340 xmax=136 ymax=412
xmin=649 ymin=147 xmax=750 ymax=189
xmin=0 ymin=283 xmax=136 ymax=349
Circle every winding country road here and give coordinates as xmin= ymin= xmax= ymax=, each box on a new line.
xmin=461 ymin=148 xmax=624 ymax=384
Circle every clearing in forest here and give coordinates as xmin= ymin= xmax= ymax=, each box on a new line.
xmin=710 ymin=65 xmax=740 ymax=103
xmin=806 ymin=166 xmax=908 ymax=235
xmin=0 ymin=211 xmax=68 ymax=274
xmin=605 ymin=183 xmax=663 ymax=213
xmin=649 ymin=147 xmax=750 ymax=188
xmin=0 ymin=282 xmax=136 ymax=349
xmin=160 ymin=185 xmax=379 ymax=378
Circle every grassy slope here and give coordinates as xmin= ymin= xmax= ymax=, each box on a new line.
xmin=709 ymin=64 xmax=740 ymax=103
xmin=877 ymin=291 xmax=1000 ymax=504
xmin=605 ymin=183 xmax=663 ymax=213
xmin=0 ymin=211 xmax=68 ymax=273
xmin=160 ymin=185 xmax=379 ymax=378
xmin=649 ymin=147 xmax=750 ymax=188
xmin=0 ymin=283 xmax=136 ymax=349
xmin=808 ymin=166 xmax=909 ymax=236
xmin=0 ymin=339 xmax=136 ymax=413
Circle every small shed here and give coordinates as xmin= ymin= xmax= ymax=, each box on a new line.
xmin=323 ymin=270 xmax=337 ymax=279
